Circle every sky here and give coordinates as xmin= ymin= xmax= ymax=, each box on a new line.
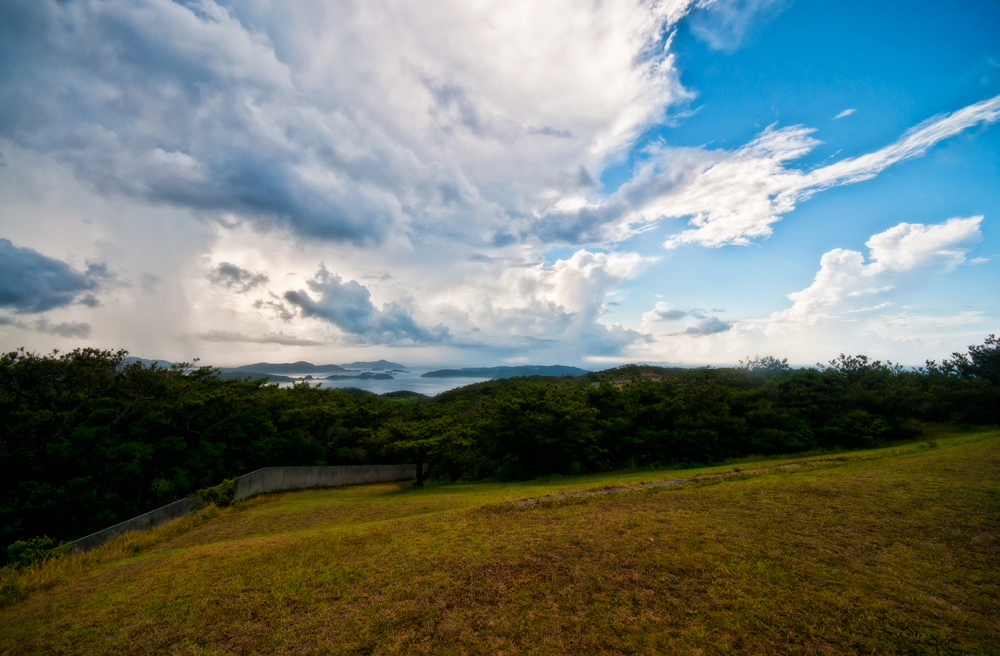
xmin=1 ymin=0 xmax=998 ymax=368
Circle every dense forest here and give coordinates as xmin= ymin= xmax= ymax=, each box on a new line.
xmin=2 ymin=337 xmax=998 ymax=563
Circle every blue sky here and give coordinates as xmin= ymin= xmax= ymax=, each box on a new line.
xmin=0 ymin=0 xmax=997 ymax=367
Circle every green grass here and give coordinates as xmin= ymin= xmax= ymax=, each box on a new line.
xmin=2 ymin=427 xmax=998 ymax=655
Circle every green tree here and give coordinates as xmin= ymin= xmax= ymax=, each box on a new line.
xmin=368 ymin=414 xmax=471 ymax=485
xmin=950 ymin=334 xmax=1000 ymax=385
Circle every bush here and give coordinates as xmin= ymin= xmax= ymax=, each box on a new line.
xmin=194 ymin=477 xmax=241 ymax=508
xmin=5 ymin=536 xmax=61 ymax=569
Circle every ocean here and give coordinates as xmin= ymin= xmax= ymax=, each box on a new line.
xmin=275 ymin=369 xmax=492 ymax=396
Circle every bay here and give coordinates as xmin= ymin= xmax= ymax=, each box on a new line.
xmin=274 ymin=368 xmax=492 ymax=396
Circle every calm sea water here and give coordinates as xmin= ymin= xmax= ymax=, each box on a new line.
xmin=276 ymin=369 xmax=491 ymax=396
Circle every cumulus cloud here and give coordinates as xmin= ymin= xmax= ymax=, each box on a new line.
xmin=627 ymin=216 xmax=986 ymax=364
xmin=0 ymin=238 xmax=107 ymax=313
xmin=647 ymin=302 xmax=689 ymax=321
xmin=409 ymin=249 xmax=649 ymax=359
xmin=511 ymin=250 xmax=646 ymax=315
xmin=1 ymin=0 xmax=698 ymax=247
xmin=284 ymin=266 xmax=450 ymax=344
xmin=680 ymin=316 xmax=732 ymax=335
xmin=209 ymin=262 xmax=269 ymax=293
xmin=769 ymin=216 xmax=983 ymax=327
xmin=863 ymin=219 xmax=983 ymax=273
xmin=475 ymin=249 xmax=650 ymax=355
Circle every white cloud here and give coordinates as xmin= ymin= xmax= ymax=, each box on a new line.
xmin=659 ymin=95 xmax=1000 ymax=248
xmin=863 ymin=218 xmax=983 ymax=273
xmin=446 ymin=249 xmax=650 ymax=357
xmin=803 ymin=96 xmax=1000 ymax=190
xmin=769 ymin=217 xmax=982 ymax=328
xmin=1 ymin=0 xmax=699 ymax=248
xmin=0 ymin=0 xmax=706 ymax=364
xmin=643 ymin=301 xmax=689 ymax=321
xmin=833 ymin=109 xmax=856 ymax=120
xmin=845 ymin=302 xmax=892 ymax=314
xmin=622 ymin=216 xmax=988 ymax=365
xmin=686 ymin=0 xmax=790 ymax=52
xmin=539 ymin=94 xmax=999 ymax=250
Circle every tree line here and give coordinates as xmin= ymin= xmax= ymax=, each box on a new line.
xmin=2 ymin=336 xmax=998 ymax=563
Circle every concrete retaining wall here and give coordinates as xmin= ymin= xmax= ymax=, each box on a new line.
xmin=65 ymin=496 xmax=203 ymax=554
xmin=65 ymin=464 xmax=416 ymax=553
xmin=235 ymin=464 xmax=416 ymax=499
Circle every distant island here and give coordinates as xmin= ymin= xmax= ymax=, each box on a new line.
xmin=326 ymin=372 xmax=394 ymax=381
xmin=421 ymin=365 xmax=589 ymax=379
xmin=218 ymin=371 xmax=296 ymax=383
xmin=340 ymin=360 xmax=406 ymax=370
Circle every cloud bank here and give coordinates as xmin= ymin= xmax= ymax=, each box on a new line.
xmin=0 ymin=0 xmax=698 ymax=247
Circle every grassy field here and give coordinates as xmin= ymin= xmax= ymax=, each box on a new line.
xmin=2 ymin=426 xmax=998 ymax=655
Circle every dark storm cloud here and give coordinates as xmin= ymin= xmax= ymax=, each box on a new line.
xmin=209 ymin=262 xmax=269 ymax=293
xmin=679 ymin=317 xmax=732 ymax=336
xmin=0 ymin=239 xmax=106 ymax=313
xmin=283 ymin=266 xmax=450 ymax=344
xmin=0 ymin=0 xmax=416 ymax=244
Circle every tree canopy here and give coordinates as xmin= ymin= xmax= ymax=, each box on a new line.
xmin=2 ymin=337 xmax=998 ymax=563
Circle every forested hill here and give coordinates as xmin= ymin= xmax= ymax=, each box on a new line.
xmin=421 ymin=365 xmax=590 ymax=378
xmin=1 ymin=338 xmax=998 ymax=562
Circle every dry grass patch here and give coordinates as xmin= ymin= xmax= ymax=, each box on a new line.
xmin=1 ymin=429 xmax=997 ymax=655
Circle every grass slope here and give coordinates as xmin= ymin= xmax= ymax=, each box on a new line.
xmin=2 ymin=427 xmax=998 ymax=655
